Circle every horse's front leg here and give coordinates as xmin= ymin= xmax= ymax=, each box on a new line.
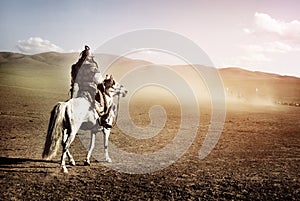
xmin=84 ymin=132 xmax=96 ymax=166
xmin=103 ymin=128 xmax=112 ymax=163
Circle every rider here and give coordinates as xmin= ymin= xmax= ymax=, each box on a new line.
xmin=70 ymin=45 xmax=111 ymax=129
xmin=70 ymin=45 xmax=97 ymax=97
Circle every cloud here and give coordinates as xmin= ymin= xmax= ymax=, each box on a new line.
xmin=243 ymin=28 xmax=253 ymax=34
xmin=230 ymin=41 xmax=297 ymax=67
xmin=246 ymin=12 xmax=300 ymax=43
xmin=16 ymin=37 xmax=64 ymax=54
xmin=245 ymin=13 xmax=300 ymax=52
xmin=243 ymin=41 xmax=297 ymax=54
xmin=228 ymin=52 xmax=272 ymax=68
xmin=232 ymin=12 xmax=300 ymax=68
xmin=254 ymin=12 xmax=283 ymax=35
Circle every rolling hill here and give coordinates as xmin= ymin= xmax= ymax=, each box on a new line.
xmin=0 ymin=52 xmax=299 ymax=106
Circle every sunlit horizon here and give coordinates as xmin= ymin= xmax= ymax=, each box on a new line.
xmin=1 ymin=0 xmax=299 ymax=77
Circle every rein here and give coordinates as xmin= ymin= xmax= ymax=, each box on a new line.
xmin=97 ymin=84 xmax=122 ymax=129
xmin=111 ymin=92 xmax=121 ymax=128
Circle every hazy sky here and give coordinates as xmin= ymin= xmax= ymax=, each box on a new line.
xmin=0 ymin=0 xmax=299 ymax=77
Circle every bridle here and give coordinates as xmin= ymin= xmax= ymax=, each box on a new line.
xmin=111 ymin=92 xmax=121 ymax=128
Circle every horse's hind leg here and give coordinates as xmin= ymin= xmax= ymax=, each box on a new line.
xmin=66 ymin=150 xmax=76 ymax=166
xmin=61 ymin=130 xmax=77 ymax=173
xmin=84 ymin=132 xmax=96 ymax=166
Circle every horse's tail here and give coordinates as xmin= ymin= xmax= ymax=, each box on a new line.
xmin=42 ymin=102 xmax=69 ymax=160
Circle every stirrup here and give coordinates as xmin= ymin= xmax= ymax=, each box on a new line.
xmin=97 ymin=118 xmax=112 ymax=129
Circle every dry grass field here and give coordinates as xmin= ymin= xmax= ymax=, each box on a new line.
xmin=0 ymin=52 xmax=299 ymax=200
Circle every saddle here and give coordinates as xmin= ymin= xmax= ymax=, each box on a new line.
xmin=95 ymin=75 xmax=115 ymax=110
xmin=94 ymin=83 xmax=111 ymax=129
xmin=95 ymin=84 xmax=106 ymax=113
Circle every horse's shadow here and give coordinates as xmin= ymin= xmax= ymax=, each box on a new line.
xmin=0 ymin=157 xmax=57 ymax=165
xmin=0 ymin=157 xmax=59 ymax=173
xmin=0 ymin=157 xmax=92 ymax=174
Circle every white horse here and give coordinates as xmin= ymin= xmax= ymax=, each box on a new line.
xmin=42 ymin=75 xmax=127 ymax=173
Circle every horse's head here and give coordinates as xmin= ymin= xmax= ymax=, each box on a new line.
xmin=103 ymin=74 xmax=115 ymax=89
xmin=98 ymin=75 xmax=128 ymax=97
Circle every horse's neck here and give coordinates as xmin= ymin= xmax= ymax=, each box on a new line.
xmin=103 ymin=91 xmax=115 ymax=105
xmin=104 ymin=93 xmax=113 ymax=105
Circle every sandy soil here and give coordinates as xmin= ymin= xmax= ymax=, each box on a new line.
xmin=0 ymin=85 xmax=299 ymax=200
xmin=0 ymin=52 xmax=299 ymax=200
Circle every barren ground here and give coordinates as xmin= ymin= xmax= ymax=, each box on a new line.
xmin=0 ymin=85 xmax=299 ymax=200
xmin=0 ymin=53 xmax=299 ymax=200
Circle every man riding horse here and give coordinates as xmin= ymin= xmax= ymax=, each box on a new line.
xmin=70 ymin=45 xmax=111 ymax=128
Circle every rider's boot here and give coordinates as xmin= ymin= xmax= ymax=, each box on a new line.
xmin=99 ymin=117 xmax=112 ymax=129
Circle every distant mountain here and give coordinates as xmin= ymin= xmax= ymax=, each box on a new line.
xmin=217 ymin=67 xmax=299 ymax=106
xmin=1 ymin=52 xmax=298 ymax=78
xmin=0 ymin=52 xmax=299 ymax=105
xmin=0 ymin=51 xmax=78 ymax=68
xmin=219 ymin=67 xmax=298 ymax=81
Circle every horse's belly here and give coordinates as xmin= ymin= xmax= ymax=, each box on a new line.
xmin=80 ymin=121 xmax=97 ymax=130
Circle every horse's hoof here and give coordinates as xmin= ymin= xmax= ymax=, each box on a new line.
xmin=84 ymin=160 xmax=91 ymax=166
xmin=69 ymin=160 xmax=76 ymax=166
xmin=105 ymin=158 xmax=112 ymax=163
xmin=61 ymin=166 xmax=68 ymax=174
